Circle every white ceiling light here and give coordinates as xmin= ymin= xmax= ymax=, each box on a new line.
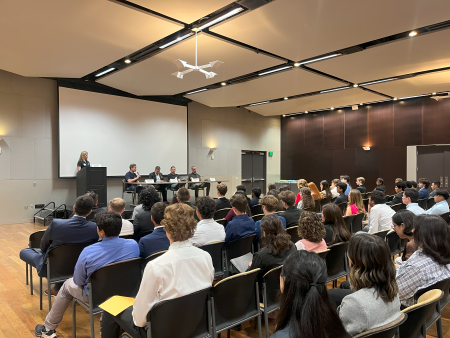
xmin=249 ymin=101 xmax=270 ymax=106
xmin=304 ymin=111 xmax=308 ymax=114
xmin=330 ymin=107 xmax=334 ymax=110
xmin=353 ymin=84 xmax=358 ymax=87
xmin=399 ymin=94 xmax=429 ymax=100
xmin=320 ymin=86 xmax=351 ymax=94
xmin=365 ymin=99 xmax=392 ymax=104
xmin=221 ymin=82 xmax=227 ymax=86
xmin=409 ymin=31 xmax=418 ymax=37
xmin=197 ymin=7 xmax=244 ymax=30
xmin=295 ymin=53 xmax=341 ymax=67
xmin=160 ymin=33 xmax=193 ymax=49
xmin=186 ymin=88 xmax=208 ymax=95
xmin=393 ymin=98 xmax=398 ymax=100
xmin=284 ymin=97 xmax=288 ymax=100
xmin=172 ymin=32 xmax=223 ymax=79
xmin=359 ymin=78 xmax=397 ymax=86
xmin=124 ymin=59 xmax=131 ymax=64
xmin=95 ymin=68 xmax=115 ymax=77
xmin=258 ymin=66 xmax=292 ymax=76
xmin=432 ymin=92 xmax=436 ymax=95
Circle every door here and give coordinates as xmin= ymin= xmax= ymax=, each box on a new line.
xmin=444 ymin=151 xmax=450 ymax=192
xmin=241 ymin=151 xmax=267 ymax=195
xmin=417 ymin=146 xmax=450 ymax=194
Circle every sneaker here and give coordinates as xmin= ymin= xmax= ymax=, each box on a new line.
xmin=35 ymin=324 xmax=57 ymax=337
xmin=44 ymin=288 xmax=58 ymax=297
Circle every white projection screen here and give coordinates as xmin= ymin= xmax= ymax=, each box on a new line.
xmin=59 ymin=87 xmax=188 ymax=178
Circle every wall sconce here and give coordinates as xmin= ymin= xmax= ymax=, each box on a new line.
xmin=362 ymin=146 xmax=370 ymax=151
xmin=208 ymin=148 xmax=217 ymax=160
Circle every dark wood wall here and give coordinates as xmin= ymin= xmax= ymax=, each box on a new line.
xmin=280 ymin=97 xmax=450 ymax=195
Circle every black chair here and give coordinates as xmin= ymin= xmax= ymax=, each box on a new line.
xmin=440 ymin=211 xmax=450 ymax=225
xmin=286 ymin=226 xmax=300 ymax=243
xmin=337 ymin=202 xmax=347 ymax=215
xmin=331 ymin=197 xmax=337 ymax=203
xmin=418 ymin=199 xmax=427 ymax=210
xmin=317 ymin=249 xmax=330 ymax=260
xmin=363 ymin=198 xmax=369 ymax=212
xmin=353 ymin=313 xmax=407 ymax=338
xmin=142 ymin=250 xmax=168 ymax=271
xmin=72 ymin=257 xmax=142 ymax=338
xmin=119 ymin=234 xmax=134 ymax=240
xmin=216 ymin=218 xmax=227 ymax=227
xmin=145 ymin=288 xmax=211 ymax=338
xmin=122 ymin=210 xmax=133 ymax=219
xmin=43 ymin=241 xmax=95 ymax=311
xmin=372 ymin=229 xmax=390 ymax=240
xmin=343 ymin=214 xmax=356 ymax=233
xmin=251 ymin=204 xmax=263 ymax=215
xmin=199 ymin=241 xmax=225 ymax=277
xmin=426 ymin=198 xmax=436 ymax=210
xmin=260 ymin=266 xmax=282 ymax=338
xmin=390 ymin=203 xmax=406 ymax=212
xmin=224 ymin=235 xmax=256 ymax=277
xmin=214 ymin=208 xmax=231 ymax=221
xmin=122 ymin=179 xmax=136 ymax=205
xmin=251 ymin=214 xmax=264 ymax=222
xmin=399 ymin=290 xmax=443 ymax=338
xmin=385 ymin=230 xmax=401 ymax=258
xmin=351 ymin=213 xmax=365 ymax=234
xmin=325 ymin=242 xmax=349 ymax=288
xmin=386 ymin=195 xmax=394 ymax=202
xmin=22 ymin=229 xmax=46 ymax=294
xmin=211 ymin=269 xmax=262 ymax=338
xmin=320 ymin=197 xmax=332 ymax=209
xmin=399 ymin=237 xmax=409 ymax=253
xmin=313 ymin=199 xmax=321 ymax=212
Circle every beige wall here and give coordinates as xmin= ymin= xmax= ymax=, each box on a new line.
xmin=0 ymin=70 xmax=280 ymax=225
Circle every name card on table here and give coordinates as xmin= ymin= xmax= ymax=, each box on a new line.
xmin=210 ymin=178 xmax=216 ymax=181
xmin=192 ymin=178 xmax=200 ymax=182
xmin=170 ymin=179 xmax=178 ymax=183
xmin=145 ymin=179 xmax=154 ymax=183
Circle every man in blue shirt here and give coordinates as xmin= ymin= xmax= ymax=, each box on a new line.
xmin=402 ymin=188 xmax=426 ymax=215
xmin=225 ymin=194 xmax=255 ymax=243
xmin=254 ymin=195 xmax=286 ymax=242
xmin=427 ymin=189 xmax=450 ymax=215
xmin=125 ymin=163 xmax=143 ymax=195
xmin=35 ymin=211 xmax=139 ymax=337
xmin=139 ymin=202 xmax=170 ymax=258
xmin=418 ymin=178 xmax=430 ymax=199
xmin=341 ymin=175 xmax=351 ymax=195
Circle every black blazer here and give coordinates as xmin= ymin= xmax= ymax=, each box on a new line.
xmin=215 ymin=197 xmax=231 ymax=211
xmin=134 ymin=210 xmax=154 ymax=240
xmin=374 ymin=184 xmax=386 ymax=192
xmin=356 ymin=186 xmax=367 ymax=193
xmin=86 ymin=205 xmax=107 ymax=222
xmin=387 ymin=192 xmax=403 ymax=206
xmin=334 ymin=193 xmax=347 ymax=205
xmin=282 ymin=206 xmax=302 ymax=228
xmin=148 ymin=172 xmax=165 ymax=182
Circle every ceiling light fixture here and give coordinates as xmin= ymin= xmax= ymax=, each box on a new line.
xmin=360 ymin=103 xmax=363 ymax=106
xmin=432 ymin=92 xmax=436 ymax=95
xmin=330 ymin=107 xmax=334 ymax=110
xmin=304 ymin=111 xmax=308 ymax=114
xmin=320 ymin=86 xmax=351 ymax=94
xmin=258 ymin=66 xmax=292 ymax=76
xmin=221 ymin=82 xmax=227 ymax=86
xmin=296 ymin=53 xmax=341 ymax=66
xmin=249 ymin=101 xmax=270 ymax=106
xmin=197 ymin=7 xmax=244 ymax=30
xmin=398 ymin=94 xmax=430 ymax=100
xmin=359 ymin=78 xmax=397 ymax=86
xmin=293 ymin=63 xmax=301 ymax=67
xmin=159 ymin=33 xmax=193 ymax=49
xmin=309 ymin=109 xmax=330 ymax=113
xmin=284 ymin=97 xmax=289 ymax=100
xmin=365 ymin=99 xmax=392 ymax=105
xmin=393 ymin=98 xmax=398 ymax=100
xmin=124 ymin=59 xmax=131 ymax=64
xmin=95 ymin=68 xmax=115 ymax=77
xmin=353 ymin=84 xmax=358 ymax=87
xmin=186 ymin=88 xmax=208 ymax=95
xmin=409 ymin=31 xmax=418 ymax=37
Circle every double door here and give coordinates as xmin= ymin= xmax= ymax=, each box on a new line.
xmin=417 ymin=146 xmax=450 ymax=192
xmin=241 ymin=151 xmax=266 ymax=194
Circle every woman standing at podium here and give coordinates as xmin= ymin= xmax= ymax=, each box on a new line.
xmin=77 ymin=151 xmax=90 ymax=172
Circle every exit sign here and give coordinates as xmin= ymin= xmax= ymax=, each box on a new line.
xmin=269 ymin=152 xmax=273 ymax=157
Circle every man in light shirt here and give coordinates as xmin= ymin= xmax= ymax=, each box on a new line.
xmin=190 ymin=196 xmax=225 ymax=247
xmin=403 ymin=188 xmax=426 ymax=215
xmin=365 ymin=190 xmax=395 ymax=233
xmin=426 ymin=189 xmax=450 ymax=215
xmin=108 ymin=198 xmax=134 ymax=236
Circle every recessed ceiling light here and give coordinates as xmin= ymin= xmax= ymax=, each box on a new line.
xmin=330 ymin=107 xmax=334 ymax=110
xmin=393 ymin=98 xmax=398 ymax=100
xmin=304 ymin=111 xmax=308 ymax=114
xmin=353 ymin=84 xmax=358 ymax=87
xmin=409 ymin=31 xmax=417 ymax=37
xmin=294 ymin=63 xmax=301 ymax=67
xmin=221 ymin=82 xmax=227 ymax=86
xmin=359 ymin=103 xmax=363 ymax=106
xmin=283 ymin=115 xmax=286 ymax=117
xmin=432 ymin=92 xmax=436 ymax=95
xmin=284 ymin=97 xmax=288 ymax=100
xmin=95 ymin=68 xmax=115 ymax=77
xmin=124 ymin=59 xmax=131 ymax=64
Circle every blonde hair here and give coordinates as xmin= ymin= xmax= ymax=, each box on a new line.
xmin=297 ymin=179 xmax=308 ymax=189
xmin=78 ymin=151 xmax=88 ymax=162
xmin=109 ymin=198 xmax=126 ymax=214
xmin=348 ymin=189 xmax=365 ymax=213
xmin=308 ymin=182 xmax=323 ymax=200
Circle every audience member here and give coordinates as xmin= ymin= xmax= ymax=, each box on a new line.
xmin=365 ymin=190 xmax=395 ymax=233
xmin=35 ymin=212 xmax=139 ymax=337
xmin=374 ymin=178 xmax=386 ymax=192
xmin=330 ymin=234 xmax=401 ymax=336
xmin=250 ymin=186 xmax=262 ymax=207
xmin=395 ymin=178 xmax=403 ymax=183
xmin=295 ymin=211 xmax=327 ymax=252
xmin=330 ymin=178 xmax=340 ymax=198
xmin=429 ymin=181 xmax=440 ymax=197
xmin=133 ymin=186 xmax=160 ymax=240
xmin=236 ymin=184 xmax=252 ymax=207
xmin=333 ymin=183 xmax=348 ymax=205
xmin=387 ymin=181 xmax=406 ymax=206
xmin=190 ymin=197 xmax=225 ymax=247
xmin=341 ymin=175 xmax=351 ymax=195
xmin=176 ymin=187 xmax=196 ymax=209
xmin=298 ymin=187 xmax=315 ymax=211
xmin=101 ymin=204 xmax=214 ymax=337
xmin=406 ymin=180 xmax=417 ymax=190
xmin=392 ymin=210 xmax=417 ymax=266
xmin=109 ymin=198 xmax=133 ymax=235
xmin=355 ymin=177 xmax=366 ymax=193
xmin=272 ymin=250 xmax=350 ymax=338
xmin=215 ymin=183 xmax=231 ymax=210
xmin=85 ymin=191 xmax=103 ymax=221
xmin=267 ymin=183 xmax=277 ymax=193
xmin=20 ymin=195 xmax=98 ymax=298
xmin=319 ymin=180 xmax=332 ymax=199
xmin=294 ymin=179 xmax=308 ymax=206
xmin=427 ymin=189 xmax=450 ymax=215
xmin=125 ymin=163 xmax=143 ymax=195
xmin=188 ymin=165 xmax=210 ymax=197
xmin=308 ymin=182 xmax=323 ymax=200
xmin=397 ymin=215 xmax=450 ymax=307
xmin=402 ymin=188 xmax=425 ymax=215
xmin=138 ymin=202 xmax=169 ymax=258
xmin=255 ymin=195 xmax=286 ymax=242
xmin=279 ymin=184 xmax=290 ymax=192
xmin=345 ymin=189 xmax=365 ymax=216
xmin=224 ymin=187 xmax=252 ymax=223
xmin=417 ymin=178 xmax=430 ymax=199
xmin=322 ymin=203 xmax=351 ymax=246
xmin=279 ymin=190 xmax=301 ymax=227
xmin=268 ymin=188 xmax=284 ymax=211
xmin=225 ymin=194 xmax=255 ymax=243
xmin=132 ymin=191 xmax=146 ymax=219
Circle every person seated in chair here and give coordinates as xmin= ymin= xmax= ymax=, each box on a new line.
xmin=20 ymin=195 xmax=99 ymax=298
xmin=188 ymin=165 xmax=210 ymax=198
xmin=340 ymin=175 xmax=351 ymax=195
xmin=125 ymin=164 xmax=143 ymax=196
xmin=402 ymin=188 xmax=425 ymax=215
xmin=387 ymin=181 xmax=406 ymax=206
xmin=355 ymin=177 xmax=366 ymax=193
xmin=373 ymin=178 xmax=386 ymax=192
xmin=85 ymin=191 xmax=104 ymax=221
xmin=35 ymin=211 xmax=139 ymax=337
xmin=250 ymin=186 xmax=262 ymax=207
xmin=426 ymin=189 xmax=450 ymax=215
xmin=138 ymin=202 xmax=169 ymax=258
xmin=215 ymin=183 xmax=231 ymax=210
xmin=406 ymin=180 xmax=418 ymax=190
xmin=190 ymin=196 xmax=225 ymax=247
xmin=176 ymin=187 xmax=196 ymax=210
xmin=429 ymin=181 xmax=440 ymax=198
xmin=108 ymin=197 xmax=133 ymax=236
xmin=279 ymin=190 xmax=302 ymax=228
xmin=418 ymin=177 xmax=430 ymax=199
xmin=100 ymin=203 xmax=214 ymax=337
xmin=333 ymin=183 xmax=348 ymax=205
xmin=225 ymin=194 xmax=255 ymax=243
xmin=149 ymin=166 xmax=167 ymax=202
xmin=254 ymin=195 xmax=286 ymax=243
xmin=167 ymin=166 xmax=182 ymax=191
xmin=364 ymin=190 xmax=395 ymax=233
xmin=133 ymin=186 xmax=160 ymax=241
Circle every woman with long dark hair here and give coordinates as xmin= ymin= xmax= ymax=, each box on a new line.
xmin=272 ymin=250 xmax=350 ymax=338
xmin=298 ymin=187 xmax=315 ymax=211
xmin=322 ymin=203 xmax=351 ymax=246
xmin=392 ymin=210 xmax=417 ymax=266
xmin=320 ymin=180 xmax=332 ymax=199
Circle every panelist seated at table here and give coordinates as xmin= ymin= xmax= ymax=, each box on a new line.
xmin=149 ymin=166 xmax=168 ymax=202
xmin=77 ymin=150 xmax=90 ymax=172
xmin=167 ymin=166 xmax=183 ymax=190
xmin=188 ymin=165 xmax=210 ymax=198
xmin=125 ymin=163 xmax=143 ymax=195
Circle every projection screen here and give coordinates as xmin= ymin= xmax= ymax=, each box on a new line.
xmin=59 ymin=87 xmax=188 ymax=178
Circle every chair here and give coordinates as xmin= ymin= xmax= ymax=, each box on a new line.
xmin=214 ymin=208 xmax=231 ymax=221
xmin=216 ymin=218 xmax=227 ymax=227
xmin=325 ymin=242 xmax=349 ymax=288
xmin=337 ymin=202 xmax=347 ymax=215
xmin=72 ymin=258 xmax=142 ymax=338
xmin=320 ymin=197 xmax=332 ymax=209
xmin=43 ymin=241 xmax=95 ymax=311
xmin=145 ymin=288 xmax=211 ymax=338
xmin=211 ymin=269 xmax=262 ymax=338
xmin=313 ymin=199 xmax=321 ymax=212
xmin=251 ymin=204 xmax=263 ymax=215
xmin=343 ymin=214 xmax=356 ymax=233
xmin=119 ymin=234 xmax=134 ymax=240
xmin=286 ymin=226 xmax=300 ymax=243
xmin=142 ymin=250 xmax=168 ymax=271
xmin=418 ymin=199 xmax=427 ymax=210
xmin=199 ymin=241 xmax=225 ymax=277
xmin=224 ymin=235 xmax=256 ymax=277
xmin=363 ymin=198 xmax=369 ymax=212
xmin=122 ymin=179 xmax=135 ymax=204
xmin=351 ymin=213 xmax=365 ymax=234
xmin=440 ymin=211 xmax=450 ymax=225
xmin=426 ymin=198 xmax=436 ymax=210
xmin=251 ymin=214 xmax=265 ymax=222
xmin=317 ymin=249 xmax=330 ymax=260
xmin=260 ymin=266 xmax=282 ymax=338
xmin=385 ymin=231 xmax=401 ymax=258
xmin=22 ymin=229 xmax=46 ymax=294
xmin=390 ymin=203 xmax=406 ymax=212
xmin=399 ymin=289 xmax=443 ymax=338
xmin=371 ymin=229 xmax=390 ymax=240
xmin=353 ymin=313 xmax=407 ymax=338
xmin=122 ymin=210 xmax=133 ymax=219
xmin=386 ymin=195 xmax=394 ymax=202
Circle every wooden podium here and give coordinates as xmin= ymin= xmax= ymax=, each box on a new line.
xmin=76 ymin=167 xmax=107 ymax=207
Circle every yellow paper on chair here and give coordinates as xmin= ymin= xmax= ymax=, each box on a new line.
xmin=99 ymin=296 xmax=135 ymax=316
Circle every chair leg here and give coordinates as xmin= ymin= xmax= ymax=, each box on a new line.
xmin=257 ymin=312 xmax=262 ymax=338
xmin=227 ymin=329 xmax=230 ymax=338
xmin=30 ymin=265 xmax=33 ymax=295
xmin=264 ymin=310 xmax=270 ymax=338
xmin=39 ymin=277 xmax=42 ymax=310
xmin=26 ymin=263 xmax=29 ymax=285
xmin=436 ymin=317 xmax=443 ymax=338
xmin=90 ymin=309 xmax=95 ymax=338
xmin=72 ymin=301 xmax=77 ymax=338
xmin=48 ymin=279 xmax=52 ymax=311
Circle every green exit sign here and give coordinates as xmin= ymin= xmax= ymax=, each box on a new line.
xmin=269 ymin=152 xmax=273 ymax=157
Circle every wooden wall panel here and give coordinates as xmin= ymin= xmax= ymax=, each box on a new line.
xmin=332 ymin=148 xmax=356 ymax=182
xmin=422 ymin=98 xmax=450 ymax=145
xmin=345 ymin=108 xmax=368 ymax=148
xmin=324 ymin=110 xmax=345 ymax=149
xmin=282 ymin=116 xmax=305 ymax=154
xmin=394 ymin=98 xmax=423 ymax=146
xmin=304 ymin=113 xmax=324 ymax=149
xmin=368 ymin=102 xmax=394 ymax=148
xmin=355 ymin=147 xmax=380 ymax=192
xmin=379 ymin=147 xmax=407 ymax=195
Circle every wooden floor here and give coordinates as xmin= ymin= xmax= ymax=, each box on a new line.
xmin=1 ymin=222 xmax=448 ymax=338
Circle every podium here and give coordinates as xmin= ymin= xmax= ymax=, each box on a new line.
xmin=76 ymin=167 xmax=107 ymax=207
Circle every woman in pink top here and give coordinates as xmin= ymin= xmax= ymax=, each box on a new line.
xmin=295 ymin=211 xmax=328 ymax=252
xmin=345 ymin=189 xmax=366 ymax=216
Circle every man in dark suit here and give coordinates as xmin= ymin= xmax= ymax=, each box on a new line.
xmin=138 ymin=202 xmax=169 ymax=258
xmin=19 ymin=195 xmax=99 ymax=296
xmin=149 ymin=166 xmax=167 ymax=202
xmin=279 ymin=190 xmax=301 ymax=228
xmin=356 ymin=177 xmax=367 ymax=193
xmin=85 ymin=191 xmax=106 ymax=221
xmin=333 ymin=183 xmax=348 ymax=205
xmin=374 ymin=178 xmax=386 ymax=192
xmin=215 ymin=183 xmax=231 ymax=210
xmin=387 ymin=181 xmax=406 ymax=206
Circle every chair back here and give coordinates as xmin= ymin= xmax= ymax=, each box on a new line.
xmin=372 ymin=229 xmax=390 ymax=240
xmin=414 ymin=278 xmax=450 ymax=306
xmin=343 ymin=214 xmax=356 ymax=233
xmin=251 ymin=214 xmax=264 ymax=222
xmin=199 ymin=241 xmax=225 ymax=277
xmin=337 ymin=203 xmax=347 ymax=215
xmin=385 ymin=231 xmax=401 ymax=257
xmin=352 ymin=213 xmax=365 ymax=234
xmin=331 ymin=197 xmax=337 ymax=203
xmin=325 ymin=242 xmax=349 ymax=282
xmin=313 ymin=200 xmax=321 ymax=212
xmin=224 ymin=235 xmax=255 ymax=262
xmin=216 ymin=218 xmax=227 ymax=227
xmin=363 ymin=198 xmax=369 ymax=211
xmin=440 ymin=211 xmax=450 ymax=225
xmin=212 ymin=269 xmax=260 ymax=333
xmin=317 ymin=249 xmax=330 ymax=260
xmin=214 ymin=208 xmax=231 ymax=221
xmin=251 ymin=204 xmax=263 ymax=216
xmin=390 ymin=203 xmax=406 ymax=212
xmin=320 ymin=197 xmax=332 ymax=208
xmin=122 ymin=210 xmax=133 ymax=219
xmin=29 ymin=230 xmax=46 ymax=248
xmin=417 ymin=199 xmax=427 ymax=210
xmin=400 ymin=290 xmax=443 ymax=338
xmin=386 ymin=195 xmax=394 ymax=202
xmin=143 ymin=250 xmax=168 ymax=270
xmin=426 ymin=198 xmax=436 ymax=210
xmin=262 ymin=266 xmax=282 ymax=313
xmin=89 ymin=258 xmax=142 ymax=313
xmin=353 ymin=313 xmax=407 ymax=338
xmin=286 ymin=226 xmax=300 ymax=244
xmin=147 ymin=288 xmax=211 ymax=338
